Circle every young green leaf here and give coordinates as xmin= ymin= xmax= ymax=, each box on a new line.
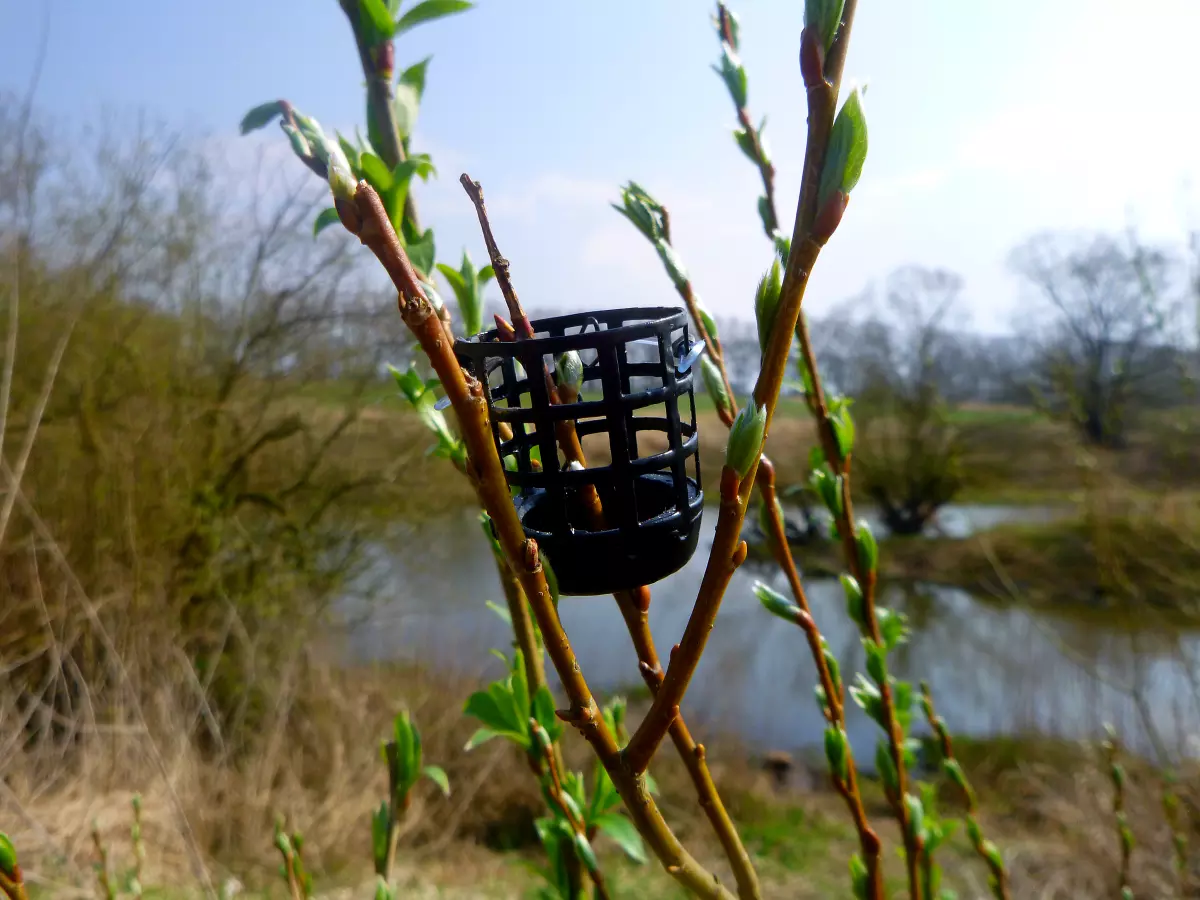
xmin=773 ymin=231 xmax=791 ymax=264
xmin=700 ymin=356 xmax=730 ymax=418
xmin=877 ymin=608 xmax=909 ymax=651
xmin=855 ymin=520 xmax=878 ymax=575
xmin=358 ymin=0 xmax=398 ymax=42
xmin=239 ymin=101 xmax=284 ymax=135
xmin=830 ymin=403 xmax=856 ymax=459
xmin=863 ymin=638 xmax=887 ymax=685
xmin=875 ymin=740 xmax=899 ymax=794
xmin=404 ymin=228 xmax=436 ymax=276
xmin=327 ymin=145 xmax=358 ymax=202
xmin=281 ymin=123 xmax=312 ymax=159
xmin=511 ymin=650 xmax=531 ymax=728
xmin=484 ymin=599 xmax=512 ymax=625
xmin=726 ymin=404 xmax=766 ymax=478
xmin=463 ymin=727 xmax=500 ymax=751
xmin=655 ymin=240 xmax=690 ymax=291
xmin=554 ymin=351 xmax=583 ymax=393
xmin=804 ymin=0 xmax=846 ymax=54
xmin=849 ymin=853 xmax=869 ymax=900
xmin=423 ymin=765 xmax=450 ymax=797
xmin=395 ymin=0 xmax=474 ymax=36
xmin=904 ymin=792 xmax=926 ymax=843
xmin=359 ymin=153 xmax=393 ymax=194
xmin=336 ymin=131 xmax=362 ymax=171
xmin=821 ymin=639 xmax=842 ymax=694
xmin=754 ymin=581 xmax=799 ymax=621
xmin=572 ymin=831 xmax=600 ymax=875
xmin=810 ymin=467 xmax=843 ymax=517
xmin=818 ymin=86 xmax=869 ymax=213
xmin=399 ymin=56 xmax=433 ymax=99
xmin=824 ymin=726 xmax=849 ymax=782
xmin=850 ymin=674 xmax=884 ymax=726
xmin=713 ymin=43 xmax=748 ymax=108
xmin=593 ymin=813 xmax=647 ymax=864
xmin=0 ymin=832 xmax=16 ymax=877
xmin=754 ymin=257 xmax=783 ymax=354
xmin=532 ymin=686 xmax=564 ymax=743
xmin=733 ymin=128 xmax=757 ymax=164
xmin=392 ymin=82 xmax=421 ymax=139
xmin=694 ymin=298 xmax=719 ymax=340
xmin=840 ymin=574 xmax=865 ymax=629
xmin=370 ymin=802 xmax=389 ymax=872
xmin=463 ymin=690 xmax=527 ymax=747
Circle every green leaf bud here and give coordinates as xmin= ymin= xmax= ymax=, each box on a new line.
xmin=855 ymin=520 xmax=878 ymax=574
xmin=754 ymin=581 xmax=799 ymax=621
xmin=824 ymin=726 xmax=849 ymax=782
xmin=755 ymin=257 xmax=783 ymax=354
xmin=726 ymin=404 xmax=766 ymax=479
xmin=554 ymin=350 xmax=583 ymax=393
xmin=804 ymin=0 xmax=846 ymax=54
xmin=818 ymin=85 xmax=869 ymax=213
xmin=700 ymin=356 xmax=730 ymax=417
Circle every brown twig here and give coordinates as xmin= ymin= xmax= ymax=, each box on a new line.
xmin=467 ymin=177 xmax=607 ymax=525
xmin=624 ymin=3 xmax=880 ymax=892
xmin=339 ymin=181 xmax=735 ymax=899
xmin=460 ymin=174 xmax=532 ymax=338
xmin=616 ymin=587 xmax=760 ymax=899
xmin=0 ymin=873 xmax=28 ymax=900
xmin=0 ymin=857 xmax=29 ymax=900
xmin=920 ymin=684 xmax=1010 ymax=900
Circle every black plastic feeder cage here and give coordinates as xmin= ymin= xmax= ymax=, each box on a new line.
xmin=454 ymin=307 xmax=705 ymax=596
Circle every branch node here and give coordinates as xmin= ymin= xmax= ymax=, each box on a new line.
xmin=522 ymin=538 xmax=541 ymax=573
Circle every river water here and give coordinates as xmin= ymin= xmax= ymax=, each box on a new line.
xmin=341 ymin=504 xmax=1200 ymax=766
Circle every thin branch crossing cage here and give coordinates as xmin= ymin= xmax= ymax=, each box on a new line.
xmin=454 ymin=307 xmax=704 ymax=595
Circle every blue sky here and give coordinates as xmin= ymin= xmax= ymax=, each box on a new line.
xmin=3 ymin=0 xmax=1199 ymax=334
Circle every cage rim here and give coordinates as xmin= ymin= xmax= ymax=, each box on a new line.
xmin=454 ymin=306 xmax=688 ymax=360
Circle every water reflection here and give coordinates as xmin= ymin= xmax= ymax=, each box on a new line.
xmin=342 ymin=505 xmax=1200 ymax=764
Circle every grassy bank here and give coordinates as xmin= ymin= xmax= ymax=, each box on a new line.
xmin=770 ymin=494 xmax=1200 ymax=618
xmin=7 ymin=661 xmax=1196 ymax=899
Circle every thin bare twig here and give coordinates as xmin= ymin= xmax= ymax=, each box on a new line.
xmin=0 ymin=316 xmax=75 ymax=545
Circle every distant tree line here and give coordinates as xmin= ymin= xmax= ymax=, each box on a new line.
xmin=713 ymin=230 xmax=1199 ymax=450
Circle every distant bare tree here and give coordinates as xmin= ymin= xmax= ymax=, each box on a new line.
xmin=1009 ymin=230 xmax=1185 ymax=447
xmin=849 ymin=266 xmax=967 ymax=536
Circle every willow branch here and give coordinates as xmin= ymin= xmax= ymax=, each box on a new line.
xmin=338 ymin=182 xmax=735 ymax=900
xmin=460 ymin=174 xmax=532 ymax=338
xmin=625 ymin=0 xmax=862 ymax=792
xmin=920 ymin=684 xmax=1010 ymax=900
xmin=616 ymin=587 xmax=760 ymax=900
xmin=337 ymin=0 xmax=420 ymax=230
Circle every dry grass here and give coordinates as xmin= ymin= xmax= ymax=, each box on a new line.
xmin=7 ymin=663 xmax=1200 ymax=899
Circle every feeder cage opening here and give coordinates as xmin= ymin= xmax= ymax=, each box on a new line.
xmin=454 ymin=307 xmax=704 ymax=596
